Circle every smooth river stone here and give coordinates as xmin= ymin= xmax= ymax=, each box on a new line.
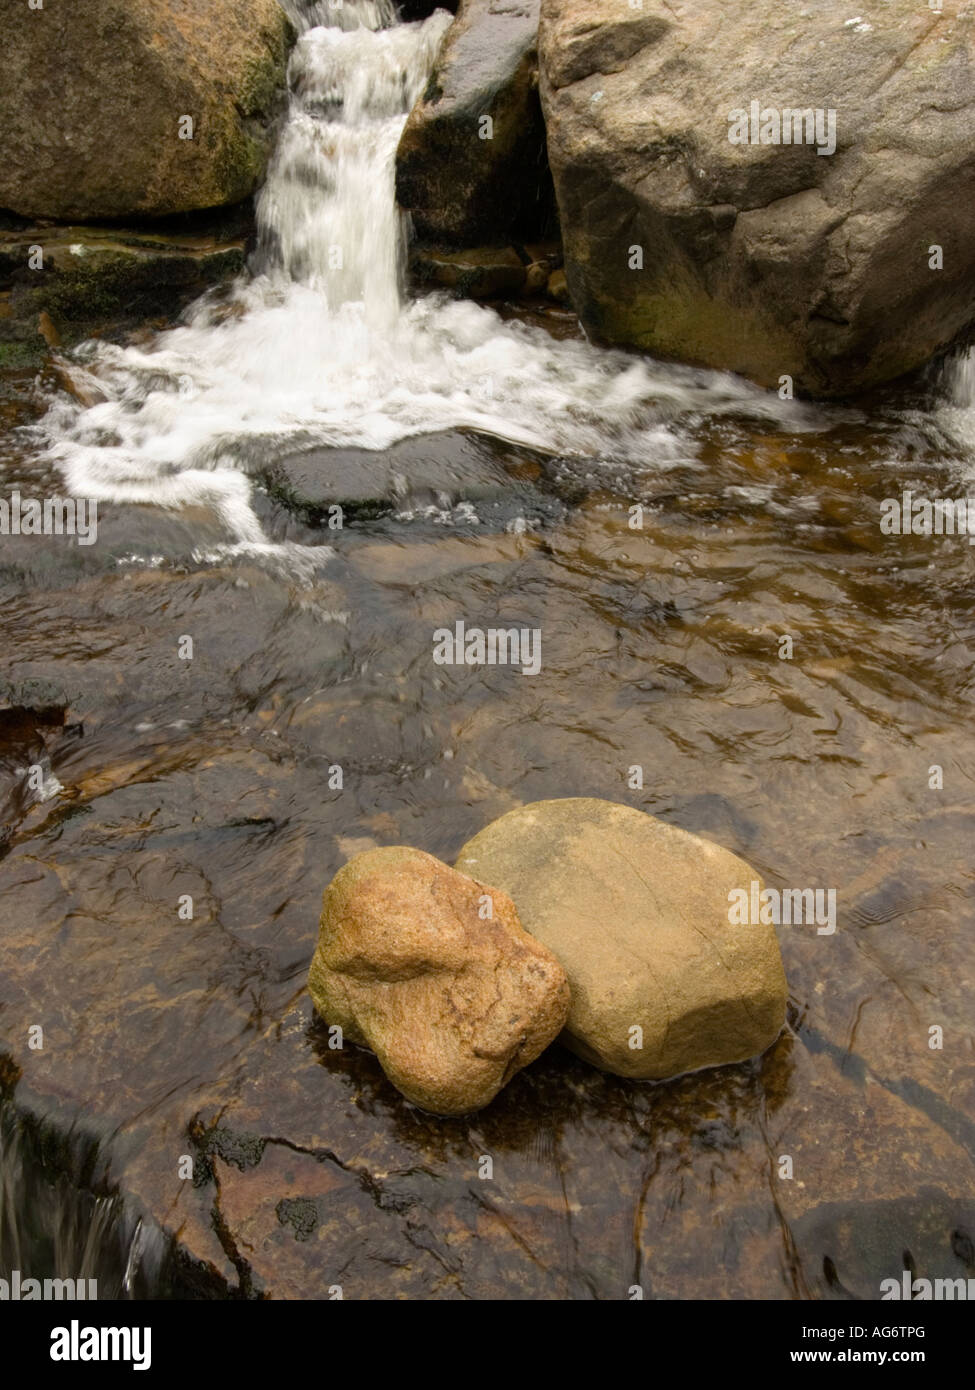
xmin=308 ymin=846 xmax=570 ymax=1115
xmin=456 ymin=798 xmax=787 ymax=1079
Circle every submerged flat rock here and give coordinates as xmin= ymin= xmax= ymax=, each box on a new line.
xmin=261 ymin=428 xmax=562 ymax=530
xmin=0 ymin=465 xmax=973 ymax=1300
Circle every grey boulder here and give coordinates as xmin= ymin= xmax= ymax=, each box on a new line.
xmin=538 ymin=0 xmax=975 ymax=396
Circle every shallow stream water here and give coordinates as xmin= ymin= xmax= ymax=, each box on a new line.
xmin=0 ymin=2 xmax=973 ymax=1299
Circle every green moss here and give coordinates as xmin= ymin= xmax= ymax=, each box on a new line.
xmin=20 ymin=246 xmax=244 ymax=321
xmin=0 ymin=338 xmax=43 ymax=369
xmin=276 ymin=1196 xmax=320 ymax=1242
xmin=218 ymin=130 xmax=269 ymax=204
xmin=576 ymin=249 xmax=804 ymax=394
xmin=201 ymin=1124 xmax=268 ymax=1173
xmin=237 ymin=50 xmax=283 ymax=121
xmin=236 ymin=14 xmax=295 ymax=120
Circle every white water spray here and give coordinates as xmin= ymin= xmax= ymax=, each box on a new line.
xmin=38 ymin=2 xmax=814 ymax=563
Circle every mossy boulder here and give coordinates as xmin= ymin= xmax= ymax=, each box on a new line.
xmin=0 ymin=225 xmax=246 ymax=328
xmin=0 ymin=0 xmax=294 ymax=220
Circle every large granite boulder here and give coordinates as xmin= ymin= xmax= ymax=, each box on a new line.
xmin=396 ymin=0 xmax=555 ymax=244
xmin=308 ymin=846 xmax=570 ymax=1114
xmin=0 ymin=0 xmax=293 ymax=220
xmin=538 ymin=0 xmax=975 ymax=396
xmin=456 ymin=798 xmax=788 ymax=1078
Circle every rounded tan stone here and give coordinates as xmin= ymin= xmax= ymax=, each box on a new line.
xmin=308 ymin=845 xmax=570 ymax=1115
xmin=456 ymin=798 xmax=787 ymax=1079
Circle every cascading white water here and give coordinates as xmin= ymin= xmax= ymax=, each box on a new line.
xmin=37 ymin=2 xmax=816 ymax=565
xmin=256 ymin=4 xmax=449 ymax=319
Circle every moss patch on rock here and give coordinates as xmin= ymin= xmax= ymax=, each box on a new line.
xmin=1 ymin=224 xmax=247 ymax=328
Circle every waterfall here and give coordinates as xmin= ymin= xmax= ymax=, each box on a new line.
xmin=0 ymin=1105 xmax=168 ymax=1298
xmin=255 ymin=4 xmax=452 ymax=319
xmin=35 ymin=2 xmax=806 ymax=566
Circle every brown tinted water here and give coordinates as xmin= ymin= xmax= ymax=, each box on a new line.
xmin=0 ymin=335 xmax=973 ymax=1299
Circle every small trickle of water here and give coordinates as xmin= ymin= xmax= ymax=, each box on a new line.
xmin=944 ymin=350 xmax=975 ymax=409
xmin=914 ymin=346 xmax=975 ymax=471
xmin=0 ymin=1106 xmax=168 ymax=1298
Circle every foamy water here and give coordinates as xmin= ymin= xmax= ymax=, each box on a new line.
xmin=37 ymin=2 xmax=820 ymax=561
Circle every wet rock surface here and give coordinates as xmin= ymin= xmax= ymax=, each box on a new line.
xmin=261 ymin=427 xmax=566 ymax=530
xmin=410 ymin=244 xmax=528 ymax=299
xmin=0 ymin=407 xmax=974 ymax=1296
xmin=408 ymin=241 xmax=565 ymax=302
xmin=0 ymin=223 xmax=249 ymax=343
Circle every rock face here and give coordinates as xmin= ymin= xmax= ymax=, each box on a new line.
xmin=0 ymin=0 xmax=293 ymax=220
xmin=538 ymin=1 xmax=975 ymax=396
xmin=396 ymin=0 xmax=556 ymax=244
xmin=456 ymin=798 xmax=787 ymax=1079
xmin=308 ymin=846 xmax=570 ymax=1114
xmin=0 ymin=223 xmax=247 ymax=325
xmin=408 ymin=239 xmax=564 ymax=299
xmin=410 ymin=244 xmax=529 ymax=297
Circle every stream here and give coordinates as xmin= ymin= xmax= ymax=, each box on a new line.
xmin=0 ymin=0 xmax=973 ymax=1299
